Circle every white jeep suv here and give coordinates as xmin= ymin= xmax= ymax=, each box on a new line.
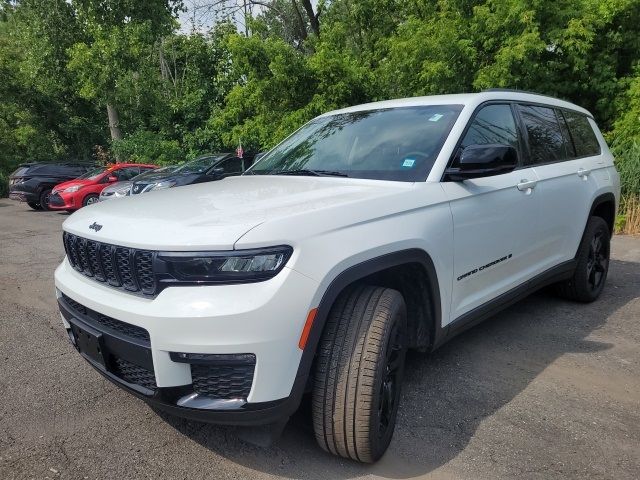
xmin=55 ymin=90 xmax=619 ymax=462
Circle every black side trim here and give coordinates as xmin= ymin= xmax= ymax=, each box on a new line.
xmin=446 ymin=259 xmax=576 ymax=337
xmin=287 ymin=249 xmax=443 ymax=408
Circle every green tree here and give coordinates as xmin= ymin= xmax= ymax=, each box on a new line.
xmin=67 ymin=0 xmax=181 ymax=143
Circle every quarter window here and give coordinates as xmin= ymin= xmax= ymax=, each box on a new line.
xmin=562 ymin=110 xmax=601 ymax=157
xmin=517 ymin=105 xmax=567 ymax=165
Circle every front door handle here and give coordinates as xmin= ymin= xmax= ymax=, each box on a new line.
xmin=577 ymin=168 xmax=592 ymax=178
xmin=516 ymin=179 xmax=537 ymax=191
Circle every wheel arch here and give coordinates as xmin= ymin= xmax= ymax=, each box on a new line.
xmin=290 ymin=249 xmax=443 ymax=402
xmin=588 ymin=192 xmax=616 ymax=238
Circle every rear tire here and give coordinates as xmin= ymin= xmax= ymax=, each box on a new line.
xmin=312 ymin=285 xmax=407 ymax=463
xmin=39 ymin=189 xmax=52 ymax=211
xmin=555 ymin=216 xmax=610 ymax=302
xmin=27 ymin=202 xmax=41 ymax=210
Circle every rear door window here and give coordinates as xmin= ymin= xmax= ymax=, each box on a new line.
xmin=517 ymin=105 xmax=568 ymax=165
xmin=562 ymin=110 xmax=601 ymax=157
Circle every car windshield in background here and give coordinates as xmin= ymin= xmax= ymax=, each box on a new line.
xmin=174 ymin=156 xmax=225 ymax=175
xmin=248 ymin=105 xmax=463 ymax=181
xmin=78 ymin=167 xmax=106 ymax=180
xmin=133 ymin=165 xmax=177 ymax=180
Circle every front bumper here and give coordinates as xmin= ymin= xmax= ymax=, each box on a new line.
xmin=8 ymin=189 xmax=37 ymax=203
xmin=49 ymin=192 xmax=75 ymax=209
xmin=55 ymin=258 xmax=319 ymax=424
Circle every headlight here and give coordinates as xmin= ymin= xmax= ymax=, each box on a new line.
xmin=63 ymin=185 xmax=82 ymax=193
xmin=155 ymin=246 xmax=293 ymax=284
xmin=148 ymin=180 xmax=176 ymax=191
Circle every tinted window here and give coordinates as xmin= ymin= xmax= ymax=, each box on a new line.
xmin=556 ymin=109 xmax=576 ymax=158
xmin=249 ymin=105 xmax=463 ymax=182
xmin=175 ymin=155 xmax=226 ymax=174
xmin=518 ymin=105 xmax=567 ymax=164
xmin=11 ymin=166 xmax=30 ymax=177
xmin=562 ymin=111 xmax=601 ymax=157
xmin=215 ymin=157 xmax=244 ymax=175
xmin=116 ymin=167 xmax=141 ymax=180
xmin=461 ymin=104 xmax=519 ymax=150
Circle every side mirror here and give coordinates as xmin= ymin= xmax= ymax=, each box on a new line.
xmin=107 ymin=175 xmax=118 ymax=183
xmin=445 ymin=144 xmax=518 ymax=181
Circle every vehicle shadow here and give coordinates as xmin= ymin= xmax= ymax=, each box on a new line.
xmin=155 ymin=258 xmax=639 ymax=479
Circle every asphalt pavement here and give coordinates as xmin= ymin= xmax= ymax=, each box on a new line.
xmin=0 ymin=200 xmax=639 ymax=480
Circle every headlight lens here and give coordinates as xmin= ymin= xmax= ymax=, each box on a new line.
xmin=156 ymin=246 xmax=293 ymax=283
xmin=149 ymin=180 xmax=176 ymax=191
xmin=63 ymin=185 xmax=82 ymax=193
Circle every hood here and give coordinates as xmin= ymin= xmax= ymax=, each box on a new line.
xmin=53 ymin=178 xmax=94 ymax=193
xmin=62 ymin=176 xmax=414 ymax=250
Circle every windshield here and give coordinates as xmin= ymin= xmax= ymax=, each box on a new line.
xmin=132 ymin=165 xmax=177 ymax=181
xmin=174 ymin=155 xmax=225 ymax=174
xmin=248 ymin=105 xmax=462 ymax=181
xmin=78 ymin=167 xmax=107 ymax=180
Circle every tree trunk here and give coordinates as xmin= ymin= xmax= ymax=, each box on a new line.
xmin=290 ymin=0 xmax=308 ymax=41
xmin=300 ymin=0 xmax=320 ymax=37
xmin=107 ymin=103 xmax=122 ymax=141
xmin=107 ymin=103 xmax=122 ymax=162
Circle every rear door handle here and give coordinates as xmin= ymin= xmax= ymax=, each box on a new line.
xmin=516 ymin=179 xmax=537 ymax=191
xmin=577 ymin=168 xmax=591 ymax=178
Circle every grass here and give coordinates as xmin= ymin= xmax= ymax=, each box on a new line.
xmin=616 ymin=195 xmax=640 ymax=235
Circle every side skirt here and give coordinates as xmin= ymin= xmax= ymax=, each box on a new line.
xmin=445 ymin=259 xmax=576 ymax=340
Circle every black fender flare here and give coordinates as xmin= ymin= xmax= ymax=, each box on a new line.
xmin=286 ymin=248 xmax=443 ymax=409
xmin=588 ymin=192 xmax=616 ymax=236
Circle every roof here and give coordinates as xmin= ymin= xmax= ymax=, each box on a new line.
xmin=321 ymin=90 xmax=593 ymax=118
xmin=106 ymin=163 xmax=158 ymax=169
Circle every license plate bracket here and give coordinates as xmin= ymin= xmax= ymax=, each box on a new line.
xmin=70 ymin=323 xmax=107 ymax=369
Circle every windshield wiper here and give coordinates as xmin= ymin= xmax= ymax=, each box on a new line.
xmin=271 ymin=169 xmax=349 ymax=177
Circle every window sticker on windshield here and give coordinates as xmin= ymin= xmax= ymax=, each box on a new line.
xmin=428 ymin=113 xmax=444 ymax=122
xmin=402 ymin=158 xmax=416 ymax=168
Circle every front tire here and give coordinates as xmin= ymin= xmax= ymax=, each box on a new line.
xmin=82 ymin=193 xmax=99 ymax=207
xmin=555 ymin=216 xmax=610 ymax=302
xmin=312 ymin=285 xmax=407 ymax=463
xmin=39 ymin=189 xmax=52 ymax=211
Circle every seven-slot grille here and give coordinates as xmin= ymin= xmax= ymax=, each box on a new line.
xmin=63 ymin=232 xmax=156 ymax=295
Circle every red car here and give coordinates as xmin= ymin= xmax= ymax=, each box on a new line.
xmin=49 ymin=163 xmax=157 ymax=211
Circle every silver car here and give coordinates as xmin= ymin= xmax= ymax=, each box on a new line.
xmin=99 ymin=165 xmax=178 ymax=201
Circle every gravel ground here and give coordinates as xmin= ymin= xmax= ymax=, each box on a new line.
xmin=0 ymin=200 xmax=639 ymax=480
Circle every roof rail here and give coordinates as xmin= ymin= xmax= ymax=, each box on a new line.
xmin=482 ymin=88 xmax=563 ymax=100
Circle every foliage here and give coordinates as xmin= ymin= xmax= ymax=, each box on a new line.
xmin=2 ymin=0 xmax=640 ymax=225
xmin=111 ymin=130 xmax=185 ymax=165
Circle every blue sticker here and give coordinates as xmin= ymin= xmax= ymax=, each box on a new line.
xmin=429 ymin=113 xmax=444 ymax=122
xmin=402 ymin=158 xmax=416 ymax=168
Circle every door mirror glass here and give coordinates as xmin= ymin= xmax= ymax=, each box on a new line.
xmin=107 ymin=175 xmax=118 ymax=183
xmin=445 ymin=144 xmax=518 ymax=181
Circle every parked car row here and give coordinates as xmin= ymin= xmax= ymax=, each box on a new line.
xmin=8 ymin=152 xmax=256 ymax=212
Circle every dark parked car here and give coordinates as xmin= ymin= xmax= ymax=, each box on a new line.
xmin=130 ymin=153 xmax=255 ymax=195
xmin=8 ymin=163 xmax=93 ymax=210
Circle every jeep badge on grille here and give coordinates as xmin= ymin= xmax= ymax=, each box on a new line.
xmin=89 ymin=222 xmax=103 ymax=232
